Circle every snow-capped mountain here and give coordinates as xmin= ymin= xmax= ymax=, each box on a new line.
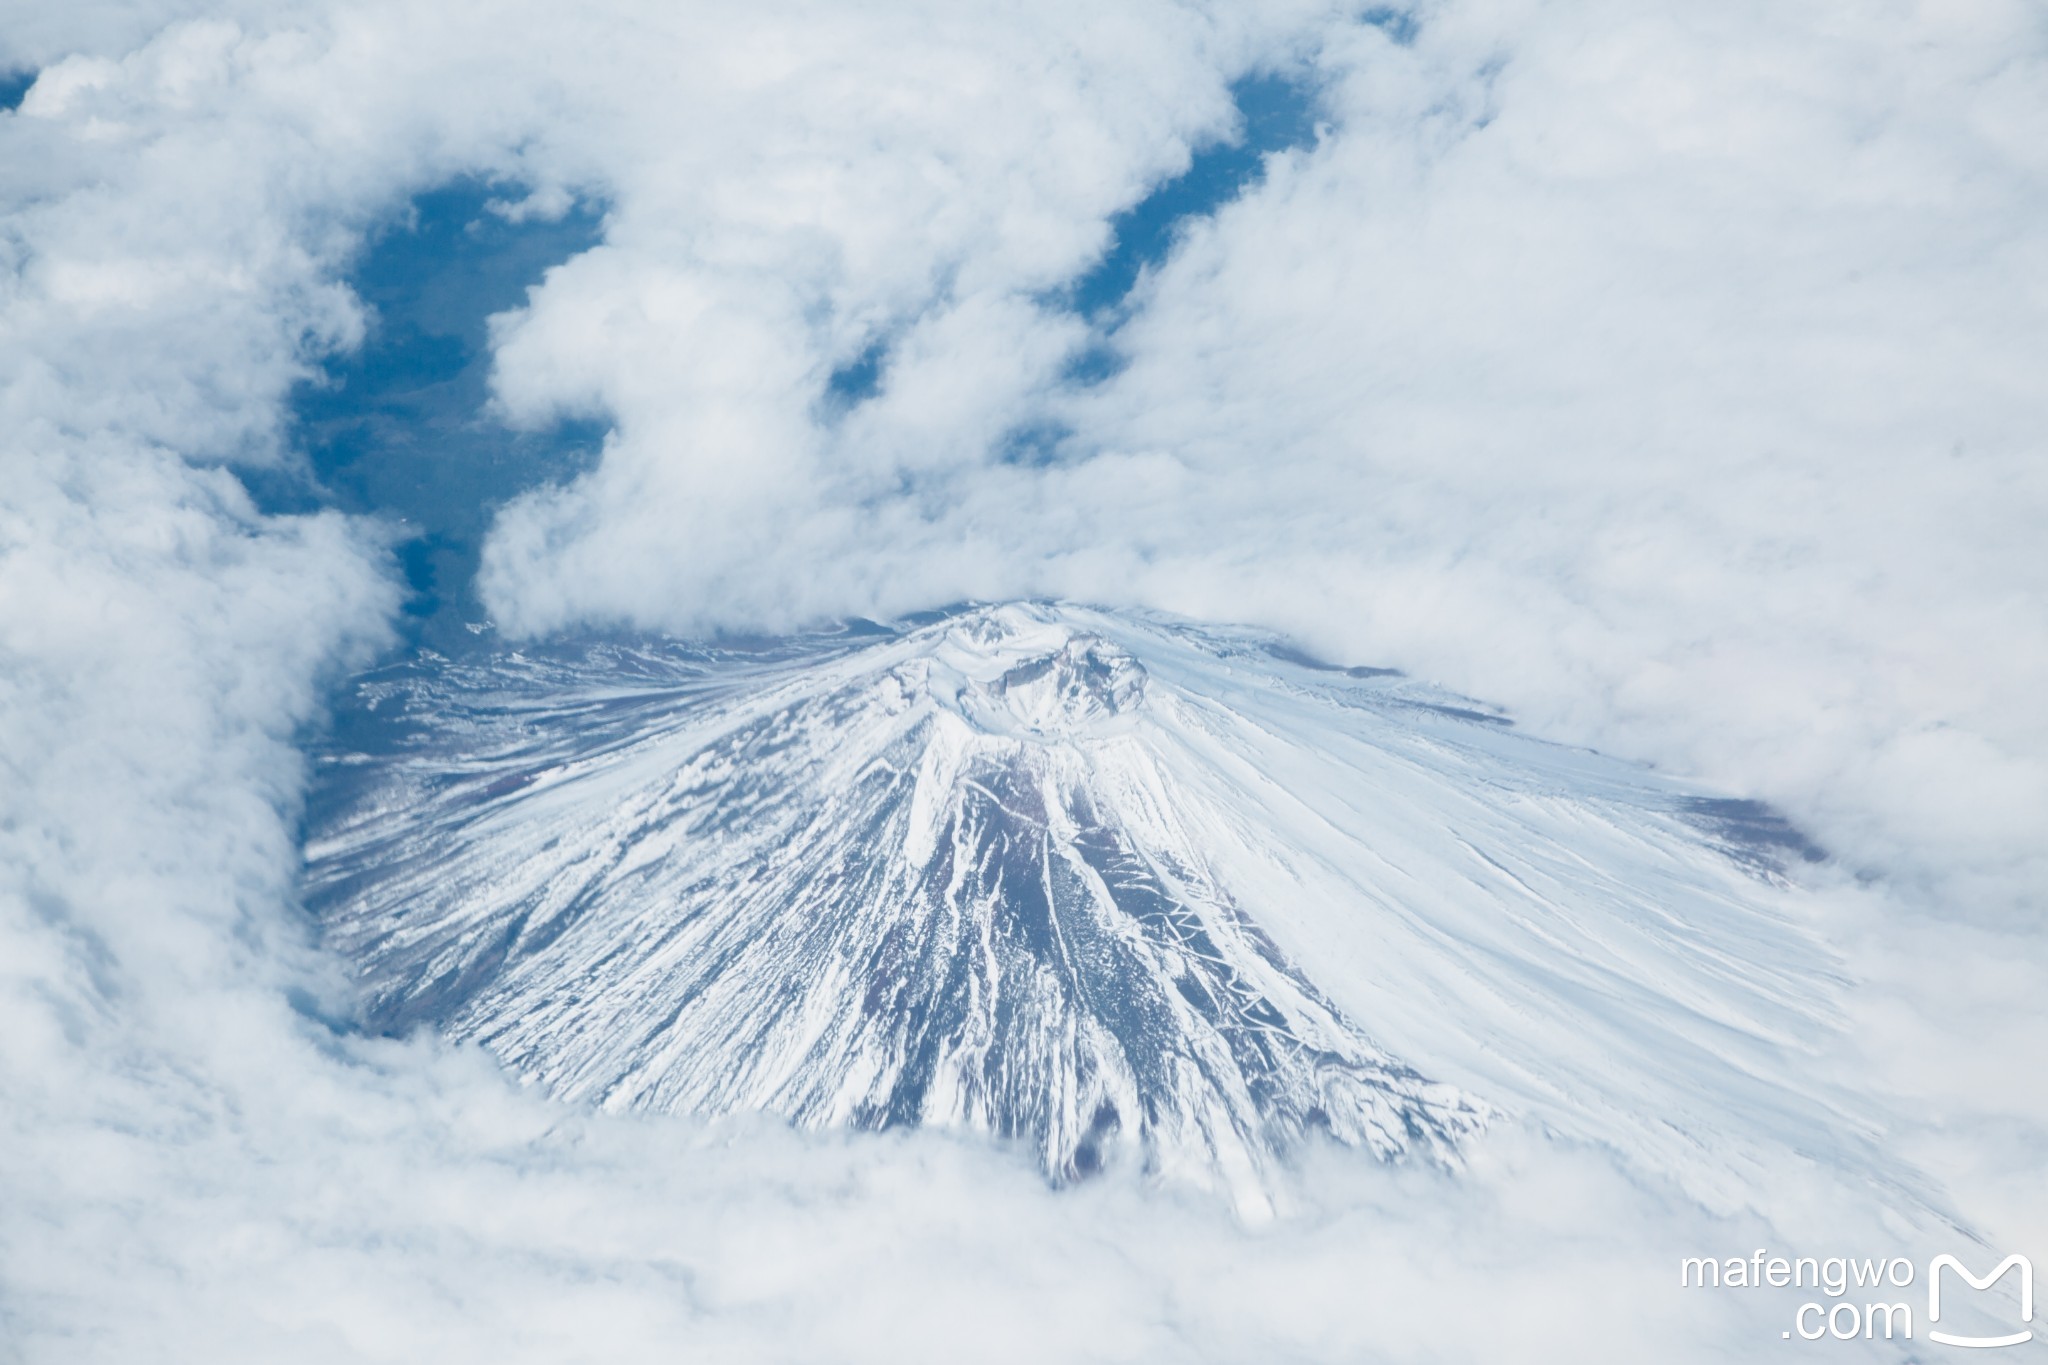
xmin=305 ymin=602 xmax=1872 ymax=1209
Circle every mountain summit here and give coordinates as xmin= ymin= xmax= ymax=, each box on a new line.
xmin=306 ymin=602 xmax=1856 ymax=1208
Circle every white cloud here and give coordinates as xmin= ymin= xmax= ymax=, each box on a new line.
xmin=1 ymin=0 xmax=2044 ymax=1357
xmin=1046 ymin=0 xmax=2048 ymax=923
xmin=467 ymin=0 xmax=2048 ymax=938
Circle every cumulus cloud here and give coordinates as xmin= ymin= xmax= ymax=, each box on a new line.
xmin=1 ymin=0 xmax=2043 ymax=1358
xmin=1059 ymin=0 xmax=2048 ymax=897
xmin=473 ymin=0 xmax=2048 ymax=917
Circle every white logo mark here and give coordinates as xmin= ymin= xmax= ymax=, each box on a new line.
xmin=1928 ymin=1254 xmax=2033 ymax=1350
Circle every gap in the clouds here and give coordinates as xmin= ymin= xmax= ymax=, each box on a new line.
xmin=0 ymin=69 xmax=36 ymax=112
xmin=824 ymin=336 xmax=889 ymax=409
xmin=1360 ymin=6 xmax=1419 ymax=48
xmin=1067 ymin=71 xmax=1321 ymax=326
xmin=1008 ymin=68 xmax=1322 ymax=458
xmin=997 ymin=418 xmax=1077 ymax=466
xmin=825 ymin=70 xmax=1321 ymax=455
xmin=248 ymin=179 xmax=609 ymax=647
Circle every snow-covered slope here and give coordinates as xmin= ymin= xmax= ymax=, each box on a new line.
xmin=304 ymin=603 xmax=1876 ymax=1208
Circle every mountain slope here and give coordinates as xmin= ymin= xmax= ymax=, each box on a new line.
xmin=305 ymin=602 xmax=1873 ymax=1208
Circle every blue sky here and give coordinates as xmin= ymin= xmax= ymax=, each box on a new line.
xmin=267 ymin=182 xmax=607 ymax=634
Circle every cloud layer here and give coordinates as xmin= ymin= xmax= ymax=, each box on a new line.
xmin=1 ymin=0 xmax=2044 ymax=1358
